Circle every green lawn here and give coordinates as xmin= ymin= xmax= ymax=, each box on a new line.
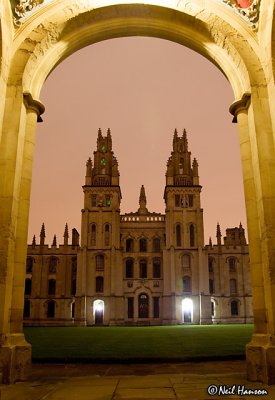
xmin=24 ymin=324 xmax=254 ymax=362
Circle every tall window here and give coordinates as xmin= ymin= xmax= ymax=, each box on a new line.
xmin=71 ymin=302 xmax=75 ymax=319
xmin=176 ymin=224 xmax=181 ymax=247
xmin=96 ymin=254 xmax=104 ymax=271
xmin=211 ymin=301 xmax=215 ymax=317
xmin=139 ymin=238 xmax=147 ymax=252
xmin=182 ymin=254 xmax=191 ymax=269
xmin=126 ymin=238 xmax=134 ymax=252
xmin=104 ymin=224 xmax=110 ymax=246
xmin=175 ymin=194 xmax=180 ymax=207
xmin=96 ymin=276 xmax=104 ymax=293
xmin=139 ymin=260 xmax=147 ymax=278
xmin=125 ymin=259 xmax=134 ymax=278
xmin=23 ymin=299 xmax=31 ymax=318
xmin=71 ymin=257 xmax=77 ymax=295
xmin=105 ymin=194 xmax=111 ymax=207
xmin=91 ymin=224 xmax=96 ymax=246
xmin=48 ymin=257 xmax=58 ymax=273
xmin=153 ymin=297 xmax=160 ymax=318
xmin=128 ymin=297 xmax=134 ymax=318
xmin=24 ymin=278 xmax=32 ymax=295
xmin=188 ymin=195 xmax=193 ymax=207
xmin=48 ymin=279 xmax=56 ymax=295
xmin=92 ymin=195 xmax=97 ymax=207
xmin=153 ymin=238 xmax=161 ymax=252
xmin=183 ymin=276 xmax=191 ymax=292
xmin=153 ymin=259 xmax=161 ymax=278
xmin=26 ymin=257 xmax=33 ymax=273
xmin=209 ymin=279 xmax=214 ymax=294
xmin=47 ymin=301 xmax=55 ymax=318
xmin=229 ymin=258 xmax=237 ymax=272
xmin=208 ymin=258 xmax=214 ymax=273
xmin=230 ymin=278 xmax=237 ymax=294
xmin=190 ymin=224 xmax=195 ymax=247
xmin=231 ymin=300 xmax=238 ymax=316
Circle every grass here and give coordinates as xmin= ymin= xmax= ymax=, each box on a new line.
xmin=24 ymin=324 xmax=254 ymax=363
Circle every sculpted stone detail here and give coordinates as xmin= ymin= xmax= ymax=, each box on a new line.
xmin=223 ymin=0 xmax=260 ymax=28
xmin=14 ymin=0 xmax=44 ymax=24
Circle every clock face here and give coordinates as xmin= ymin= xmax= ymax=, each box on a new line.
xmin=101 ymin=145 xmax=106 ymax=153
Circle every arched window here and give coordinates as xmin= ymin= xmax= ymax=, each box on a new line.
xmin=230 ymin=278 xmax=237 ymax=294
xmin=190 ymin=224 xmax=195 ymax=247
xmin=126 ymin=238 xmax=134 ymax=252
xmin=153 ymin=238 xmax=161 ymax=252
xmin=91 ymin=224 xmax=96 ymax=246
xmin=24 ymin=278 xmax=32 ymax=295
xmin=183 ymin=276 xmax=191 ymax=292
xmin=139 ymin=238 xmax=147 ymax=252
xmin=231 ymin=300 xmax=239 ymax=316
xmin=153 ymin=259 xmax=161 ymax=278
xmin=211 ymin=300 xmax=215 ymax=317
xmin=229 ymin=258 xmax=237 ymax=272
xmin=104 ymin=224 xmax=110 ymax=246
xmin=96 ymin=254 xmax=104 ymax=271
xmin=125 ymin=259 xmax=134 ymax=278
xmin=138 ymin=294 xmax=149 ymax=318
xmin=48 ymin=279 xmax=56 ymax=295
xmin=47 ymin=301 xmax=55 ymax=318
xmin=23 ymin=299 xmax=31 ymax=318
xmin=71 ymin=302 xmax=75 ymax=319
xmin=139 ymin=260 xmax=147 ymax=278
xmin=26 ymin=257 xmax=33 ymax=273
xmin=176 ymin=224 xmax=181 ymax=247
xmin=48 ymin=257 xmax=58 ymax=274
xmin=209 ymin=279 xmax=214 ymax=294
xmin=182 ymin=254 xmax=191 ymax=269
xmin=208 ymin=258 xmax=214 ymax=273
xmin=96 ymin=276 xmax=104 ymax=293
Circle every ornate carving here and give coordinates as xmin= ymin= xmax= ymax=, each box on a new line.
xmin=223 ymin=0 xmax=260 ymax=28
xmin=14 ymin=0 xmax=44 ymax=23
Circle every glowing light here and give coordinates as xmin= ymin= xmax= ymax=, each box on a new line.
xmin=94 ymin=300 xmax=104 ymax=312
xmin=182 ymin=298 xmax=193 ymax=323
xmin=182 ymin=298 xmax=193 ymax=312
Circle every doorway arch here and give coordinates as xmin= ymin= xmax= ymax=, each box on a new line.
xmin=1 ymin=1 xmax=275 ymax=384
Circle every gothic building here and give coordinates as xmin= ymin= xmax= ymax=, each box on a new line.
xmin=24 ymin=129 xmax=253 ymax=326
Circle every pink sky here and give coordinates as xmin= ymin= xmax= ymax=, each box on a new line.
xmin=28 ymin=37 xmax=247 ymax=245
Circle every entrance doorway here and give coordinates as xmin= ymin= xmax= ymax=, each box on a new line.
xmin=138 ymin=294 xmax=149 ymax=318
xmin=93 ymin=299 xmax=104 ymax=325
xmin=182 ymin=298 xmax=193 ymax=323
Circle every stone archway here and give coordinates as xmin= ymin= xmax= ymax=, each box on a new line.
xmin=0 ymin=1 xmax=275 ymax=384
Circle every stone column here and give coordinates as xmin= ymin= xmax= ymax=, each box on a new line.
xmin=231 ymin=92 xmax=275 ymax=384
xmin=0 ymin=89 xmax=44 ymax=383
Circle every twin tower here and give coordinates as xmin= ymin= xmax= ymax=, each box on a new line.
xmin=25 ymin=129 xmax=252 ymax=326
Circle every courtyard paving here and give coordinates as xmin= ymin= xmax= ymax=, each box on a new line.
xmin=1 ymin=361 xmax=274 ymax=399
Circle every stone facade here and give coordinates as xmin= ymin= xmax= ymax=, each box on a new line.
xmin=24 ymin=129 xmax=253 ymax=326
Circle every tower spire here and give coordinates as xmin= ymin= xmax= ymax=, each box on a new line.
xmin=138 ymin=185 xmax=148 ymax=214
xmin=216 ymin=222 xmax=222 ymax=251
xmin=32 ymin=235 xmax=36 ymax=248
xmin=64 ymin=223 xmax=69 ymax=246
xmin=40 ymin=223 xmax=45 ymax=246
xmin=52 ymin=235 xmax=57 ymax=247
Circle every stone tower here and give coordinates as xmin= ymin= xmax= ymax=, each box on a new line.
xmin=75 ymin=128 xmax=123 ymax=325
xmin=163 ymin=129 xmax=211 ymax=324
